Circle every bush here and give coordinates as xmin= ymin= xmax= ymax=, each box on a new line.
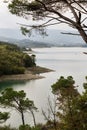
xmin=19 ymin=124 xmax=43 ymax=130
xmin=0 ymin=43 xmax=36 ymax=75
xmin=12 ymin=66 xmax=25 ymax=74
xmin=19 ymin=125 xmax=31 ymax=130
xmin=0 ymin=125 xmax=17 ymax=130
xmin=23 ymin=54 xmax=36 ymax=67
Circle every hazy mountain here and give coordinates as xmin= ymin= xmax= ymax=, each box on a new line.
xmin=29 ymin=29 xmax=86 ymax=46
xmin=0 ymin=36 xmax=53 ymax=48
xmin=0 ymin=28 xmax=26 ymax=40
xmin=18 ymin=39 xmax=53 ymax=48
xmin=0 ymin=28 xmax=86 ymax=47
xmin=0 ymin=36 xmax=19 ymax=43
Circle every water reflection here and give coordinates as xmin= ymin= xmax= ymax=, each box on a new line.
xmin=0 ymin=80 xmax=26 ymax=90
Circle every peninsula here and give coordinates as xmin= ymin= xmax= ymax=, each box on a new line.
xmin=0 ymin=42 xmax=53 ymax=82
xmin=0 ymin=66 xmax=53 ymax=81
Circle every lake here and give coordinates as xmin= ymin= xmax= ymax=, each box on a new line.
xmin=1 ymin=47 xmax=87 ymax=127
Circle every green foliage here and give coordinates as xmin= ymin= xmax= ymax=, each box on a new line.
xmin=21 ymin=27 xmax=31 ymax=36
xmin=0 ymin=125 xmax=17 ymax=130
xmin=51 ymin=76 xmax=87 ymax=130
xmin=8 ymin=0 xmax=23 ymax=16
xmin=0 ymin=112 xmax=10 ymax=123
xmin=31 ymin=126 xmax=41 ymax=130
xmin=2 ymin=76 xmax=87 ymax=130
xmin=52 ymin=76 xmax=75 ymax=93
xmin=8 ymin=0 xmax=87 ymax=43
xmin=19 ymin=124 xmax=43 ymax=130
xmin=75 ymin=78 xmax=87 ymax=129
xmin=0 ymin=43 xmax=36 ymax=75
xmin=51 ymin=76 xmax=78 ymax=101
xmin=23 ymin=54 xmax=36 ymax=67
xmin=9 ymin=0 xmax=41 ymax=16
xmin=51 ymin=76 xmax=80 ymax=130
xmin=0 ymin=88 xmax=37 ymax=126
xmin=27 ymin=1 xmax=41 ymax=11
xmin=0 ymin=124 xmax=42 ymax=130
xmin=19 ymin=124 xmax=31 ymax=130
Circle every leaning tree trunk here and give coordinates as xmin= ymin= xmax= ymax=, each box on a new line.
xmin=30 ymin=109 xmax=36 ymax=127
xmin=21 ymin=109 xmax=25 ymax=125
xmin=76 ymin=24 xmax=87 ymax=44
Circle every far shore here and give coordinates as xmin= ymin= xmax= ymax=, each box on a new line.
xmin=0 ymin=66 xmax=54 ymax=82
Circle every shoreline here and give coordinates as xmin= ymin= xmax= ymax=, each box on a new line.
xmin=0 ymin=66 xmax=54 ymax=82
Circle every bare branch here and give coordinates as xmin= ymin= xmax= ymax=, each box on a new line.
xmin=81 ymin=17 xmax=87 ymax=23
xmin=71 ymin=5 xmax=87 ymax=14
xmin=66 ymin=0 xmax=79 ymax=22
xmin=73 ymin=0 xmax=87 ymax=13
xmin=61 ymin=32 xmax=80 ymax=35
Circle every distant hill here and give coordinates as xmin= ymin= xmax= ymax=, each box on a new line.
xmin=0 ymin=36 xmax=53 ymax=48
xmin=0 ymin=28 xmax=86 ymax=47
xmin=18 ymin=39 xmax=54 ymax=48
xmin=29 ymin=29 xmax=86 ymax=47
xmin=0 ymin=36 xmax=19 ymax=44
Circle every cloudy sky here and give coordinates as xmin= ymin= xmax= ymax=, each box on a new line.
xmin=0 ymin=1 xmax=36 ymax=29
xmin=0 ymin=1 xmax=70 ymax=30
xmin=0 ymin=1 xmax=86 ymax=43
xmin=0 ymin=1 xmax=87 ymax=31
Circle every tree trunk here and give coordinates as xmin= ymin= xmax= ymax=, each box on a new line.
xmin=30 ymin=109 xmax=36 ymax=127
xmin=76 ymin=25 xmax=87 ymax=43
xmin=21 ymin=110 xmax=25 ymax=125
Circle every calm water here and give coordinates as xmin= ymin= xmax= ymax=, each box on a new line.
xmin=1 ymin=47 xmax=87 ymax=127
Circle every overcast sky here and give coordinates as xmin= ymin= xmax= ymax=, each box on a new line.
xmin=0 ymin=1 xmax=35 ymax=29
xmin=0 ymin=1 xmax=71 ymax=31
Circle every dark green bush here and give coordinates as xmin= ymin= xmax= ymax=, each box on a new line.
xmin=0 ymin=125 xmax=17 ymax=130
xmin=0 ymin=43 xmax=36 ymax=75
xmin=19 ymin=124 xmax=31 ymax=130
xmin=23 ymin=54 xmax=36 ymax=67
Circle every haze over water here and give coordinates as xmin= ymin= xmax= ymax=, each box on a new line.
xmin=1 ymin=47 xmax=87 ymax=127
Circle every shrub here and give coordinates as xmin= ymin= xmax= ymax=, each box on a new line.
xmin=19 ymin=125 xmax=31 ymax=130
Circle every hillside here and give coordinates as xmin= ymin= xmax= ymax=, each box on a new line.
xmin=0 ymin=42 xmax=36 ymax=76
xmin=17 ymin=39 xmax=53 ymax=48
xmin=0 ymin=36 xmax=53 ymax=48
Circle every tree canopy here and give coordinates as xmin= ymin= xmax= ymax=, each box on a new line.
xmin=0 ymin=42 xmax=36 ymax=75
xmin=0 ymin=88 xmax=37 ymax=126
xmin=6 ymin=0 xmax=87 ymax=43
xmin=1 ymin=76 xmax=87 ymax=129
xmin=51 ymin=76 xmax=87 ymax=130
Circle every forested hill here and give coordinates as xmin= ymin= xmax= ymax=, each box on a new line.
xmin=0 ymin=42 xmax=36 ymax=76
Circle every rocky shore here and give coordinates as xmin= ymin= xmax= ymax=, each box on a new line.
xmin=0 ymin=66 xmax=53 ymax=82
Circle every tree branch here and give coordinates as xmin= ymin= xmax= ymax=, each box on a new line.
xmin=73 ymin=0 xmax=87 ymax=13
